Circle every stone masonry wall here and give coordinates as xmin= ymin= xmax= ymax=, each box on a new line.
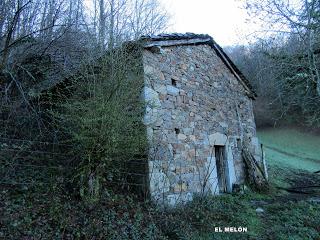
xmin=142 ymin=44 xmax=260 ymax=206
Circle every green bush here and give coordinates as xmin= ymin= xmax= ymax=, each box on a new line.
xmin=55 ymin=47 xmax=147 ymax=202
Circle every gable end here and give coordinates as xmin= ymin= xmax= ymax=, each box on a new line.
xmin=141 ymin=33 xmax=256 ymax=99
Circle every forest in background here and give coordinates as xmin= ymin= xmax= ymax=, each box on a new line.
xmin=1 ymin=0 xmax=320 ymax=239
xmin=228 ymin=0 xmax=320 ymax=128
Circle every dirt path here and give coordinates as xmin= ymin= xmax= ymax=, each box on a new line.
xmin=251 ymin=167 xmax=320 ymax=207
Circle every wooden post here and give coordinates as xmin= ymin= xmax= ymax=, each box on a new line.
xmin=261 ymin=144 xmax=268 ymax=180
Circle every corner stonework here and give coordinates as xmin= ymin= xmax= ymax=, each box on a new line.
xmin=140 ymin=34 xmax=263 ymax=206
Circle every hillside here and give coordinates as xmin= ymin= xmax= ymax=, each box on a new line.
xmin=258 ymin=128 xmax=320 ymax=172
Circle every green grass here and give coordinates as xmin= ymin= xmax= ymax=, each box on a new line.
xmin=258 ymin=128 xmax=320 ymax=172
xmin=1 ymin=127 xmax=320 ymax=239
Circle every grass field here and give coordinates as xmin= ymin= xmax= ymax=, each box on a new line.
xmin=258 ymin=128 xmax=320 ymax=172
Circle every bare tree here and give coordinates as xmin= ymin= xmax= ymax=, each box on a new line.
xmin=236 ymin=0 xmax=320 ymax=126
xmin=244 ymin=0 xmax=320 ymax=95
xmin=88 ymin=0 xmax=169 ymax=49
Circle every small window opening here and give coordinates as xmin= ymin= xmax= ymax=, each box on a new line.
xmin=171 ymin=78 xmax=177 ymax=87
xmin=174 ymin=128 xmax=180 ymax=134
xmin=236 ymin=138 xmax=242 ymax=148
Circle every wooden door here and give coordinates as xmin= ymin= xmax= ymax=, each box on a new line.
xmin=215 ymin=146 xmax=228 ymax=193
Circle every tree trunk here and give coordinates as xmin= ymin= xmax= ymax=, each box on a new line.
xmin=99 ymin=0 xmax=105 ymax=48
xmin=108 ymin=0 xmax=115 ymax=50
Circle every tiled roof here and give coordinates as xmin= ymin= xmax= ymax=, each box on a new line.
xmin=141 ymin=33 xmax=212 ymax=41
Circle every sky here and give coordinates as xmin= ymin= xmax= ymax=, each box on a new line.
xmin=161 ymin=0 xmax=259 ymax=46
xmin=84 ymin=0 xmax=261 ymax=47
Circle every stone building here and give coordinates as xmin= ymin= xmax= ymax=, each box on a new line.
xmin=28 ymin=32 xmax=263 ymax=206
xmin=141 ymin=33 xmax=262 ymax=206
